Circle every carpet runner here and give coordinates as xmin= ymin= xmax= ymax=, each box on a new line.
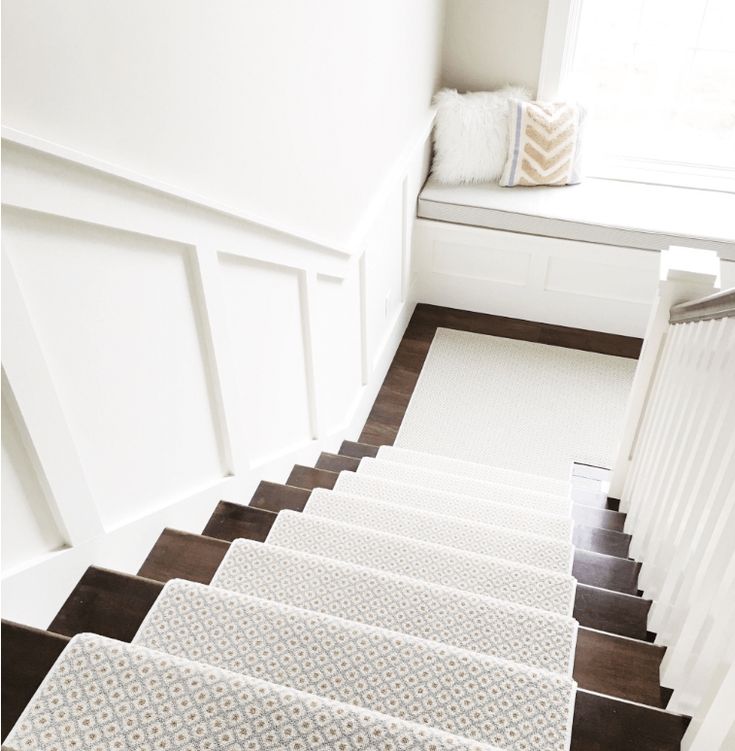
xmin=357 ymin=458 xmax=573 ymax=516
xmin=212 ymin=539 xmax=578 ymax=674
xmin=4 ymin=633 xmax=497 ymax=751
xmin=303 ymin=488 xmax=574 ymax=573
xmin=376 ymin=446 xmax=571 ymax=497
xmin=132 ymin=579 xmax=576 ymax=751
xmin=334 ymin=472 xmax=573 ymax=541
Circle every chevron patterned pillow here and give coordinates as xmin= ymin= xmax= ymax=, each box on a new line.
xmin=500 ymin=100 xmax=585 ymax=187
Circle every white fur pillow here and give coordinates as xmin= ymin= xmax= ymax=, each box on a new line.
xmin=431 ymin=86 xmax=531 ymax=184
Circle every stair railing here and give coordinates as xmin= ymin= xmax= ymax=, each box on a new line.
xmin=608 ymin=246 xmax=735 ymax=751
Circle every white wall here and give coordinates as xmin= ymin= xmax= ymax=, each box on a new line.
xmin=1 ymin=0 xmax=444 ymax=243
xmin=441 ymin=0 xmax=549 ymax=94
xmin=0 ymin=0 xmax=441 ymax=626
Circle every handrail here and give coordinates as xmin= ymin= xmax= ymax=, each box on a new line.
xmin=669 ymin=287 xmax=735 ymax=324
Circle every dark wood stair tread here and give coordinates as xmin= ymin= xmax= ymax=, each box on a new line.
xmin=339 ymin=440 xmax=380 ymax=459
xmin=573 ymin=504 xmax=626 ymax=532
xmin=315 ymin=452 xmax=361 ymax=472
xmin=1 ymin=621 xmax=70 ymax=741
xmin=251 ymin=481 xmax=310 ymax=512
xmin=286 ymin=464 xmax=339 ymax=490
xmin=49 ymin=566 xmax=163 ymax=642
xmin=573 ymin=525 xmax=631 ymax=558
xmin=571 ymin=690 xmax=688 ymax=751
xmin=574 ymin=584 xmax=651 ymax=641
xmin=574 ymin=628 xmax=667 ymax=707
xmin=203 ymin=502 xmax=277 ymax=543
xmin=137 ymin=528 xmax=229 ymax=584
xmin=573 ymin=549 xmax=641 ymax=595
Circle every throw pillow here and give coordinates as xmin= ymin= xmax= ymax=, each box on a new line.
xmin=431 ymin=86 xmax=531 ymax=184
xmin=500 ymin=100 xmax=585 ymax=187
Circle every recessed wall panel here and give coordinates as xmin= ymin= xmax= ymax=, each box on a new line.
xmin=218 ymin=254 xmax=312 ymax=463
xmin=314 ymin=273 xmax=362 ymax=433
xmin=1 ymin=391 xmax=65 ymax=570
xmin=3 ymin=209 xmax=226 ymax=528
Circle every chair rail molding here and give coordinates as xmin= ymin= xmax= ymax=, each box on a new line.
xmin=0 ymin=113 xmax=433 ymax=628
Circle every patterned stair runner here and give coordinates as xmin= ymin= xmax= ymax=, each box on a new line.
xmin=265 ymin=511 xmax=577 ymax=615
xmin=334 ymin=472 xmax=573 ymax=541
xmin=357 ymin=458 xmax=573 ymax=516
xmin=212 ymin=539 xmax=578 ymax=674
xmin=376 ymin=445 xmax=571 ymax=497
xmin=4 ymin=633 xmax=497 ymax=751
xmin=133 ymin=579 xmax=576 ymax=751
xmin=304 ymin=488 xmax=574 ymax=573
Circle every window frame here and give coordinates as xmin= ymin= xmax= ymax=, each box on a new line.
xmin=537 ymin=0 xmax=735 ymax=193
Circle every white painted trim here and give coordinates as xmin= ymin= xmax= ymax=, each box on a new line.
xmin=1 ymin=126 xmax=352 ymax=259
xmin=1 ymin=252 xmax=105 ymax=545
xmin=299 ymin=270 xmax=322 ymax=440
xmin=359 ymin=251 xmax=370 ymax=386
xmin=537 ymin=0 xmax=582 ymax=99
xmin=189 ymin=246 xmax=250 ymax=475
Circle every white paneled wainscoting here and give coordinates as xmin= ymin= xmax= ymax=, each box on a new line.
xmin=0 ymin=119 xmax=432 ymax=628
xmin=609 ymin=248 xmax=735 ymax=751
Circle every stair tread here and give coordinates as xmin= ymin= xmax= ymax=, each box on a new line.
xmin=251 ymin=480 xmax=310 ymax=512
xmin=315 ymin=452 xmax=361 ymax=473
xmin=137 ymin=528 xmax=229 ymax=584
xmin=246 ymin=480 xmax=640 ymax=592
xmin=49 ymin=566 xmax=162 ymax=642
xmin=573 ymin=584 xmax=651 ymax=641
xmin=1 ymin=621 xmax=69 ymax=741
xmin=572 ymin=525 xmax=631 ymax=558
xmin=339 ymin=439 xmax=380 ymax=459
xmin=202 ymin=501 xmax=277 ymax=542
xmin=7 ymin=632 xmax=488 ymax=751
xmin=287 ymin=464 xmax=339 ymax=490
xmin=1 ymin=621 xmax=688 ymax=751
xmin=572 ymin=504 xmax=626 ymax=532
xmin=304 ymin=487 xmax=574 ymax=574
xmin=133 ymin=578 xmax=575 ymax=750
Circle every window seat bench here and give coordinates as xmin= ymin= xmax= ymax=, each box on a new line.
xmin=412 ymin=179 xmax=735 ymax=337
xmin=418 ymin=179 xmax=735 ymax=259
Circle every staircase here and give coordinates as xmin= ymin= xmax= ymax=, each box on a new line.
xmin=3 ymin=442 xmax=691 ymax=749
xmin=8 ymin=269 xmax=733 ymax=750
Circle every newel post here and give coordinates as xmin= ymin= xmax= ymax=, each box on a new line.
xmin=609 ymin=247 xmax=721 ymax=506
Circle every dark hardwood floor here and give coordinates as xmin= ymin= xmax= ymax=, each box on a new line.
xmin=359 ymin=303 xmax=642 ymax=445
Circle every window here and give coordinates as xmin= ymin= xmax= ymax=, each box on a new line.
xmin=541 ymin=0 xmax=735 ymax=191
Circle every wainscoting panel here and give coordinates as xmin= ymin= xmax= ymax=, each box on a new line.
xmin=1 ymin=121 xmax=428 ymax=626
xmin=3 ymin=209 xmax=226 ymax=530
xmin=313 ymin=272 xmax=363 ymax=436
xmin=363 ymin=183 xmax=405 ymax=372
xmin=414 ymin=219 xmax=660 ymax=337
xmin=218 ymin=253 xmax=313 ymax=466
xmin=1 ymin=388 xmax=65 ymax=572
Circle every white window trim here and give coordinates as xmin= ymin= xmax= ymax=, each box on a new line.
xmin=537 ymin=0 xmax=735 ymax=194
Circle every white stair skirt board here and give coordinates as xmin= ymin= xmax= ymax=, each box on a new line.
xmin=134 ymin=579 xmax=576 ymax=751
xmin=357 ymin=458 xmax=573 ymax=517
xmin=377 ymin=446 xmax=571 ymax=498
xmin=305 ymin=488 xmax=574 ymax=574
xmin=394 ymin=328 xmax=636 ymax=479
xmin=264 ymin=511 xmax=577 ymax=616
xmin=5 ymin=634 xmax=495 ymax=751
xmin=334 ymin=472 xmax=574 ymax=542
xmin=212 ymin=541 xmax=577 ymax=674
